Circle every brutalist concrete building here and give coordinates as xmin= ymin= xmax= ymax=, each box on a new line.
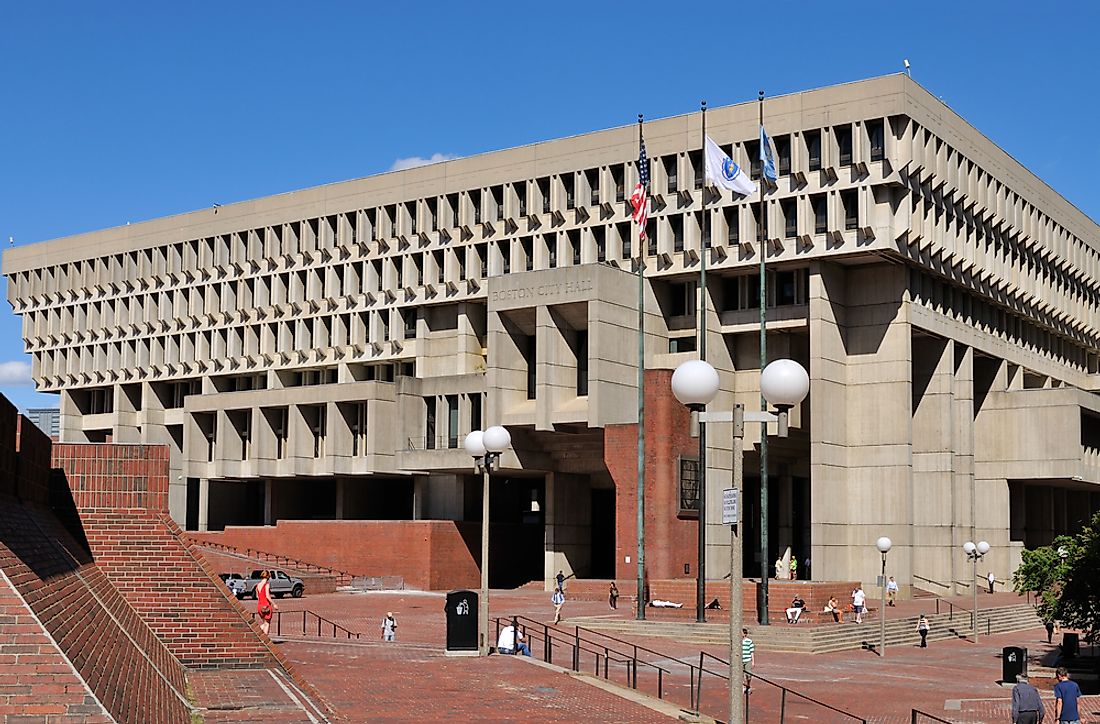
xmin=6 ymin=75 xmax=1099 ymax=593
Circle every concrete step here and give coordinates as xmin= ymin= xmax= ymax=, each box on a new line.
xmin=563 ymin=604 xmax=1043 ymax=653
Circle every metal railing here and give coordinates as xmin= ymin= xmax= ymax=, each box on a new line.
xmin=694 ymin=651 xmax=868 ymax=723
xmin=911 ymin=709 xmax=954 ymax=723
xmin=497 ymin=616 xmax=865 ymax=721
xmin=405 ymin=435 xmax=461 ymax=451
xmin=192 ymin=539 xmax=352 ymax=584
xmin=495 ymin=616 xmax=672 ymax=702
xmin=254 ymin=609 xmax=361 ymax=640
xmin=912 ymin=574 xmax=950 ymax=590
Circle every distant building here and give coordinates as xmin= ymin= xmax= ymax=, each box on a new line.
xmin=26 ymin=407 xmax=59 ymax=439
xmin=4 ymin=75 xmax=1099 ymax=593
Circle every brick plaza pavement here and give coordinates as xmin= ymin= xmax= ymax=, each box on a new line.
xmin=266 ymin=588 xmax=1096 ymax=722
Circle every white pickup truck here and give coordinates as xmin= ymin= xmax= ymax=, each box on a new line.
xmin=235 ymin=569 xmax=305 ymax=600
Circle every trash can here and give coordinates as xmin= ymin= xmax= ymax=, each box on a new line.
xmin=1002 ymin=646 xmax=1027 ymax=683
xmin=1062 ymin=632 xmax=1079 ymax=657
xmin=445 ymin=589 xmax=479 ymax=652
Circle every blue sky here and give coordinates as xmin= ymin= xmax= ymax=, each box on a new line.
xmin=1 ymin=2 xmax=1097 ymax=412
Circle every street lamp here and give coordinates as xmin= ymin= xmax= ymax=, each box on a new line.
xmin=671 ymin=357 xmax=807 ymax=724
xmin=465 ymin=425 xmax=511 ymax=656
xmin=876 ymin=536 xmax=892 ymax=657
xmin=757 ymin=359 xmax=810 ymax=625
xmin=668 ymin=358 xmax=748 ymax=721
xmin=962 ymin=540 xmax=990 ymax=642
xmin=671 ymin=360 xmax=720 ymax=624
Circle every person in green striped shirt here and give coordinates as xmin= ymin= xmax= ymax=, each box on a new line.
xmin=741 ymin=628 xmax=755 ymax=693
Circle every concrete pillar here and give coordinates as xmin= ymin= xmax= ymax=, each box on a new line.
xmin=335 ymin=479 xmax=345 ymax=519
xmin=264 ymin=479 xmax=273 ymax=525
xmin=198 ymin=478 xmax=210 ymax=532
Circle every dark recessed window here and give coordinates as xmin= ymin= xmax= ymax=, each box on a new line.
xmin=669 ymin=336 xmax=698 ymax=354
xmin=836 ymin=125 xmax=853 ymax=166
xmin=725 ymin=206 xmax=740 ymax=244
xmin=679 ymin=458 xmax=700 ymax=514
xmin=746 ymin=140 xmax=761 ymax=179
xmin=782 ymin=199 xmax=797 ymax=238
xmin=842 ymin=189 xmax=858 ymax=230
xmin=775 ymin=135 xmax=791 ymax=176
xmin=805 ymin=130 xmax=821 ymax=171
xmin=812 ymin=194 xmax=827 ymax=234
xmin=868 ymin=119 xmax=885 ymax=162
xmin=665 ymin=157 xmax=678 ymax=194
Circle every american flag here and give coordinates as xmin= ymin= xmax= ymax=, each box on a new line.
xmin=629 ymin=138 xmax=649 ymax=241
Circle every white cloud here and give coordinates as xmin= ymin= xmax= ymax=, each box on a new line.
xmin=390 ymin=153 xmax=458 ymax=171
xmin=0 ymin=360 xmax=32 ymax=386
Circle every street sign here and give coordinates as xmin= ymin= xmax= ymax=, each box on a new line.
xmin=722 ymin=488 xmax=738 ymax=524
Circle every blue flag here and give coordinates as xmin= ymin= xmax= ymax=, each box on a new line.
xmin=760 ymin=126 xmax=777 ymax=183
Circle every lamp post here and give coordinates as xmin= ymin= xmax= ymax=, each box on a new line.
xmin=876 ymin=537 xmax=892 ymax=657
xmin=962 ymin=540 xmax=989 ymax=642
xmin=671 ymin=358 xmax=807 ymax=724
xmin=464 ymin=425 xmax=511 ymax=657
xmin=757 ymin=359 xmax=811 ymax=625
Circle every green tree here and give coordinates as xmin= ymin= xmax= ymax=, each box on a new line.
xmin=1013 ymin=511 xmax=1100 ymax=643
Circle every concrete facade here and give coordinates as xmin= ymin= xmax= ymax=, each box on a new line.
xmin=5 ymin=75 xmax=1100 ymax=593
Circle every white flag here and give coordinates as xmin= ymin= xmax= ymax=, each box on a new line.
xmin=704 ymin=135 xmax=757 ymax=196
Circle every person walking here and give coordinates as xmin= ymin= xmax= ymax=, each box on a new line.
xmin=1011 ymin=673 xmax=1044 ymax=724
xmin=851 ymin=586 xmax=866 ymax=624
xmin=1054 ymin=667 xmax=1082 ymax=724
xmin=556 ymin=570 xmax=565 ymax=591
xmin=886 ymin=576 xmax=899 ymax=607
xmin=1045 ymin=619 xmax=1056 ymax=644
xmin=789 ymin=557 xmax=798 ymax=581
xmin=381 ymin=612 xmax=397 ymax=642
xmin=988 ymin=571 xmax=996 ymax=594
xmin=608 ymin=582 xmax=619 ymax=610
xmin=255 ymin=570 xmax=276 ymax=636
xmin=552 ymin=587 xmax=565 ymax=624
xmin=740 ymin=628 xmax=755 ymax=694
xmin=916 ymin=614 xmax=930 ymax=648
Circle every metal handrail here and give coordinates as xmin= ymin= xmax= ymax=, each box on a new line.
xmin=191 ymin=538 xmax=352 ymax=581
xmin=254 ymin=609 xmax=362 ymax=640
xmin=697 ymin=651 xmax=868 ymax=723
xmin=912 ymin=574 xmax=950 ymax=589
xmin=911 ymin=709 xmax=954 ymax=723
xmin=497 ymin=616 xmax=672 ymax=702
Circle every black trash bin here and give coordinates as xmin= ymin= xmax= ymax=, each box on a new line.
xmin=1063 ymin=632 xmax=1079 ymax=657
xmin=445 ymin=589 xmax=479 ymax=652
xmin=1002 ymin=646 xmax=1027 ymax=683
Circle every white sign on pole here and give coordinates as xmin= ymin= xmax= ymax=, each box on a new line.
xmin=722 ymin=488 xmax=739 ymax=524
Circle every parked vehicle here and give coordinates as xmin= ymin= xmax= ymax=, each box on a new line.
xmin=218 ymin=572 xmax=247 ymax=598
xmin=237 ymin=569 xmax=305 ymax=599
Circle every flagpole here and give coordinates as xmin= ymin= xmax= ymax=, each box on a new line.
xmin=757 ymin=90 xmax=771 ymax=626
xmin=636 ymin=113 xmax=647 ymax=622
xmin=696 ymin=100 xmax=708 ymax=624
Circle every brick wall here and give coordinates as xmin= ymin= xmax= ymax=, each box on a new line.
xmin=196 ymin=548 xmax=340 ymax=594
xmin=52 ymin=442 xmax=170 ymax=511
xmin=0 ymin=494 xmax=192 ymax=724
xmin=0 ymin=568 xmax=112 ymax=722
xmin=189 ymin=519 xmax=481 ymax=590
xmin=605 ymin=369 xmax=699 ymax=582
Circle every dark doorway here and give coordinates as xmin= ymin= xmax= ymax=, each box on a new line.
xmin=208 ymin=479 xmax=265 ymax=531
xmin=467 ymin=475 xmax=545 ymax=588
xmin=589 ymin=488 xmax=616 ymax=578
xmin=185 ymin=478 xmax=200 ymax=531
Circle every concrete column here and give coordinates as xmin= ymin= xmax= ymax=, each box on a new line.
xmin=263 ymin=479 xmax=273 ymax=525
xmin=198 ymin=478 xmax=210 ymax=532
xmin=335 ymin=479 xmax=345 ymax=519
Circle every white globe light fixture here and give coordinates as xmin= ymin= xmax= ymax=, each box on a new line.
xmin=483 ymin=425 xmax=511 ymax=453
xmin=962 ymin=541 xmax=976 ymax=555
xmin=876 ymin=536 xmax=893 ymax=658
xmin=671 ymin=359 xmax=720 ymax=408
xmin=760 ymin=359 xmax=810 ymax=409
xmin=876 ymin=536 xmax=893 ymax=554
xmin=976 ymin=540 xmax=990 ymax=555
xmin=463 ymin=430 xmax=487 ymax=458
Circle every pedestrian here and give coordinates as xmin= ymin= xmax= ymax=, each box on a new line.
xmin=785 ymin=595 xmax=806 ymax=624
xmin=988 ymin=571 xmax=996 ymax=594
xmin=916 ymin=614 xmax=930 ymax=648
xmin=608 ymin=582 xmax=619 ymax=610
xmin=1053 ymin=666 xmax=1082 ymax=724
xmin=774 ymin=557 xmax=786 ymax=580
xmin=1045 ymin=619 xmax=1056 ymax=644
xmin=823 ymin=596 xmax=841 ymax=624
xmin=552 ymin=587 xmax=565 ymax=624
xmin=255 ymin=570 xmax=276 ymax=636
xmin=381 ymin=611 xmax=397 ymax=642
xmin=851 ymin=586 xmax=866 ymax=624
xmin=1011 ymin=673 xmax=1044 ymax=724
xmin=741 ymin=628 xmax=754 ymax=693
xmin=556 ymin=570 xmax=565 ymax=591
xmin=496 ymin=623 xmax=530 ymax=656
xmin=789 ymin=557 xmax=798 ymax=580
xmin=886 ymin=576 xmax=899 ymax=607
